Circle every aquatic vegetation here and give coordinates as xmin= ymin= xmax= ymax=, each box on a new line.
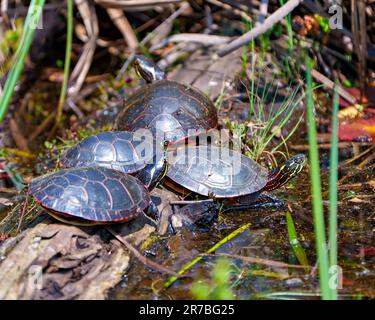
xmin=191 ymin=258 xmax=235 ymax=300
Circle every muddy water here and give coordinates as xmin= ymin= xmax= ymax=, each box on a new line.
xmin=1 ymin=139 xmax=374 ymax=299
xmin=1 ymin=85 xmax=373 ymax=299
xmin=109 ymin=164 xmax=375 ymax=300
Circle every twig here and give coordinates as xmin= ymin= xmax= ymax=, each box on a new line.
xmin=95 ymin=0 xmax=184 ymax=9
xmin=205 ymin=0 xmax=252 ymax=22
xmin=106 ymin=227 xmax=179 ymax=277
xmin=358 ymin=152 xmax=375 ymax=169
xmin=16 ymin=197 xmax=28 ymax=234
xmin=17 ymin=201 xmax=36 ymax=234
xmin=342 ymin=146 xmax=375 ymax=166
xmin=143 ymin=2 xmax=189 ymax=46
xmin=299 ymin=64 xmax=357 ymax=106
xmin=117 ymin=2 xmax=189 ymax=77
xmin=9 ymin=118 xmax=30 ymax=153
xmin=0 ymin=0 xmax=9 ymax=24
xmin=272 ymin=38 xmax=357 ymax=105
xmin=151 ymin=33 xmax=231 ymax=51
xmin=351 ymin=0 xmax=367 ymax=99
xmin=203 ymin=253 xmax=310 ymax=269
xmin=28 ymin=112 xmax=56 ymax=142
xmin=290 ymin=142 xmax=372 ymax=151
xmin=217 ymin=0 xmax=302 ymax=57
xmin=106 ymin=8 xmax=139 ymax=50
xmin=338 ymin=181 xmax=375 ymax=190
xmin=68 ymin=0 xmax=98 ymax=97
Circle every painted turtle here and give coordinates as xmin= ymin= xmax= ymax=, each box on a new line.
xmin=60 ymin=131 xmax=168 ymax=190
xmin=29 ymin=166 xmax=164 ymax=226
xmin=165 ymin=146 xmax=306 ymax=208
xmin=114 ymin=55 xmax=218 ymax=143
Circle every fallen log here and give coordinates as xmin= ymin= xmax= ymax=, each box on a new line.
xmin=0 ymin=215 xmax=155 ymax=299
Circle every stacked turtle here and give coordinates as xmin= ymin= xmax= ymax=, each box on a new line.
xmin=29 ymin=56 xmax=306 ymax=226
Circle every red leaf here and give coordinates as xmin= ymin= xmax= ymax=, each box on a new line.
xmin=339 ymin=87 xmax=375 ymax=108
xmin=338 ymin=117 xmax=375 ymax=143
xmin=339 ymin=88 xmax=361 ymax=107
xmin=358 ymin=246 xmax=375 ymax=257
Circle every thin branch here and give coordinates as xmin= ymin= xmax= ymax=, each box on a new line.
xmin=205 ymin=0 xmax=252 ymax=22
xmin=299 ymin=64 xmax=357 ymax=105
xmin=95 ymin=0 xmax=184 ymax=9
xmin=150 ymin=33 xmax=231 ymax=51
xmin=117 ymin=2 xmax=189 ymax=77
xmin=9 ymin=118 xmax=30 ymax=152
xmin=106 ymin=227 xmax=179 ymax=277
xmin=203 ymin=253 xmax=310 ymax=269
xmin=106 ymin=8 xmax=139 ymax=50
xmin=217 ymin=0 xmax=302 ymax=57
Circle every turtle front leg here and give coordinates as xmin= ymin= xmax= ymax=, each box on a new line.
xmin=223 ymin=192 xmax=285 ymax=211
xmin=168 ymin=200 xmax=219 ymax=234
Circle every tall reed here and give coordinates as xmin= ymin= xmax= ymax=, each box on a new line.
xmin=55 ymin=0 xmax=73 ymax=127
xmin=328 ymin=85 xmax=339 ymax=300
xmin=0 ymin=0 xmax=46 ymax=122
xmin=305 ymin=56 xmax=331 ymax=300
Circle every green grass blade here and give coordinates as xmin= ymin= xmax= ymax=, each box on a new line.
xmin=286 ymin=212 xmax=309 ymax=266
xmin=243 ymin=20 xmax=256 ymax=124
xmin=328 ymin=84 xmax=339 ymax=300
xmin=279 ymin=0 xmax=294 ymax=54
xmin=305 ymin=56 xmax=331 ymax=300
xmin=272 ymin=113 xmax=304 ymax=153
xmin=164 ymin=223 xmax=251 ymax=288
xmin=254 ymin=291 xmax=362 ymax=300
xmin=0 ymin=0 xmax=46 ymax=122
xmin=55 ymin=0 xmax=73 ymax=126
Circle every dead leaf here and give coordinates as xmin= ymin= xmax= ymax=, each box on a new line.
xmin=348 ymin=197 xmax=367 ymax=203
xmin=339 ymin=88 xmax=367 ymax=108
xmin=367 ymin=180 xmax=375 ymax=192
xmin=339 ymin=117 xmax=375 ymax=143
xmin=338 ymin=105 xmax=364 ymax=120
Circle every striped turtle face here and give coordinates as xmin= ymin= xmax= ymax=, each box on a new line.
xmin=264 ymin=154 xmax=306 ymax=191
xmin=285 ymin=154 xmax=306 ymax=174
xmin=133 ymin=55 xmax=166 ymax=83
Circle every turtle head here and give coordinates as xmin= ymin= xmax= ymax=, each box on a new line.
xmin=135 ymin=139 xmax=169 ymax=191
xmin=264 ymin=154 xmax=306 ymax=191
xmin=133 ymin=55 xmax=166 ymax=83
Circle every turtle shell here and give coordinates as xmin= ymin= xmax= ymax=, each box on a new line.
xmin=166 ymin=146 xmax=268 ymax=198
xmin=29 ymin=167 xmax=150 ymax=223
xmin=114 ymin=80 xmax=218 ymax=143
xmin=60 ymin=131 xmax=154 ymax=174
